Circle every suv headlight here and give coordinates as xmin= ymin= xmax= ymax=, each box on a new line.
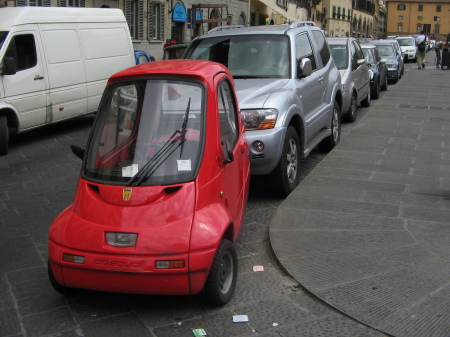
xmin=387 ymin=63 xmax=396 ymax=68
xmin=241 ymin=109 xmax=278 ymax=130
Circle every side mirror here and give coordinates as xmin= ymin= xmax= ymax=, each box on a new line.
xmin=1 ymin=57 xmax=17 ymax=75
xmin=71 ymin=144 xmax=85 ymax=160
xmin=297 ymin=58 xmax=312 ymax=79
xmin=357 ymin=58 xmax=365 ymax=66
xmin=223 ymin=140 xmax=234 ymax=165
xmin=380 ymin=58 xmax=386 ymax=64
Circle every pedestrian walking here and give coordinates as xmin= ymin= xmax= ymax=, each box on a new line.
xmin=435 ymin=41 xmax=443 ymax=68
xmin=416 ymin=31 xmax=427 ymax=69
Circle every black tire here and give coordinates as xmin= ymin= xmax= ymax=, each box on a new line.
xmin=343 ymin=93 xmax=357 ymax=123
xmin=361 ymin=88 xmax=371 ymax=107
xmin=0 ymin=116 xmax=9 ymax=156
xmin=204 ymin=240 xmax=237 ymax=306
xmin=48 ymin=261 xmax=77 ymax=296
xmin=372 ymin=78 xmax=380 ymax=99
xmin=269 ymin=126 xmax=301 ymax=197
xmin=318 ymin=100 xmax=341 ymax=152
xmin=381 ymin=74 xmax=388 ymax=91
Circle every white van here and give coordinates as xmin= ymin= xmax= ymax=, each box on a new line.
xmin=0 ymin=7 xmax=135 ymax=155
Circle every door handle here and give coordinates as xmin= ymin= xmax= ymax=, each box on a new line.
xmin=318 ymin=76 xmax=324 ymax=83
xmin=34 ymin=75 xmax=44 ymax=80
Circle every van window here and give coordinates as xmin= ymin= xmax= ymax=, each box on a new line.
xmin=0 ymin=32 xmax=8 ymax=49
xmin=5 ymin=34 xmax=37 ymax=71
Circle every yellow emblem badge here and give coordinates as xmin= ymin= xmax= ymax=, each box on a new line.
xmin=123 ymin=188 xmax=132 ymax=201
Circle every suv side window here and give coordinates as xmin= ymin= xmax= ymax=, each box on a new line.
xmin=218 ymin=79 xmax=238 ymax=155
xmin=311 ymin=30 xmax=331 ymax=67
xmin=295 ymin=33 xmax=317 ymax=71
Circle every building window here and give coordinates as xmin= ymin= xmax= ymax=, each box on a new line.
xmin=398 ymin=24 xmax=403 ymax=32
xmin=337 ymin=7 xmax=341 ymax=19
xmin=17 ymin=0 xmax=51 ymax=5
xmin=398 ymin=16 xmax=403 ymax=20
xmin=418 ymin=16 xmax=422 ymax=21
xmin=58 ymin=0 xmax=85 ymax=6
xmin=436 ymin=5 xmax=441 ymax=12
xmin=276 ymin=0 xmax=288 ymax=8
xmin=125 ymin=0 xmax=144 ymax=40
xmin=418 ymin=4 xmax=423 ymax=11
xmin=397 ymin=4 xmax=405 ymax=10
xmin=149 ymin=2 xmax=165 ymax=41
xmin=417 ymin=25 xmax=422 ymax=33
xmin=435 ymin=24 xmax=440 ymax=33
xmin=333 ymin=6 xmax=336 ymax=19
xmin=348 ymin=9 xmax=351 ymax=21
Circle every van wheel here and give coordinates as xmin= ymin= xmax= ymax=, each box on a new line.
xmin=318 ymin=101 xmax=341 ymax=152
xmin=204 ymin=240 xmax=237 ymax=306
xmin=48 ymin=261 xmax=77 ymax=296
xmin=270 ymin=126 xmax=301 ymax=197
xmin=0 ymin=116 xmax=9 ymax=156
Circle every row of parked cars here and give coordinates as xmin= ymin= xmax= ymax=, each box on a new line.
xmin=46 ymin=22 xmax=406 ymax=305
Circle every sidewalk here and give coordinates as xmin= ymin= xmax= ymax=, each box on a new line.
xmin=270 ymin=52 xmax=450 ymax=337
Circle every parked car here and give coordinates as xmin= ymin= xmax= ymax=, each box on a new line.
xmin=163 ymin=43 xmax=189 ymax=60
xmin=380 ymin=39 xmax=404 ymax=77
xmin=361 ymin=44 xmax=388 ymax=99
xmin=371 ymin=41 xmax=402 ymax=84
xmin=395 ymin=36 xmax=417 ymax=63
xmin=48 ymin=59 xmax=251 ymax=306
xmin=183 ymin=22 xmax=343 ymax=196
xmin=328 ymin=37 xmax=371 ymax=123
xmin=0 ymin=7 xmax=135 ymax=155
xmin=134 ymin=50 xmax=155 ymax=64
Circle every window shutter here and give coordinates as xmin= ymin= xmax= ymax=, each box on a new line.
xmin=160 ymin=3 xmax=165 ymax=41
xmin=80 ymin=0 xmax=85 ymax=7
xmin=59 ymin=0 xmax=67 ymax=6
xmin=43 ymin=0 xmax=51 ymax=6
xmin=148 ymin=3 xmax=154 ymax=40
xmin=138 ymin=0 xmax=144 ymax=40
xmin=16 ymin=0 xmax=27 ymax=6
xmin=125 ymin=0 xmax=131 ymax=33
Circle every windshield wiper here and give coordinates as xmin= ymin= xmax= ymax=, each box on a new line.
xmin=125 ymin=98 xmax=191 ymax=186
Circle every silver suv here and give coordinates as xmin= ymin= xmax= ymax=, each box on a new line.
xmin=184 ymin=22 xmax=343 ymax=197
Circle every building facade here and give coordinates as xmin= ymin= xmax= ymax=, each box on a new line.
xmin=386 ymin=0 xmax=450 ymax=40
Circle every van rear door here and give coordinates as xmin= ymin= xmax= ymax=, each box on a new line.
xmin=2 ymin=25 xmax=48 ymax=130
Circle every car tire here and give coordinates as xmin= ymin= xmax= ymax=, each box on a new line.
xmin=269 ymin=126 xmax=301 ymax=197
xmin=318 ymin=100 xmax=341 ymax=152
xmin=48 ymin=261 xmax=77 ymax=296
xmin=0 ymin=116 xmax=9 ymax=156
xmin=372 ymin=78 xmax=380 ymax=99
xmin=381 ymin=74 xmax=388 ymax=91
xmin=204 ymin=239 xmax=237 ymax=306
xmin=343 ymin=93 xmax=357 ymax=123
xmin=361 ymin=88 xmax=371 ymax=107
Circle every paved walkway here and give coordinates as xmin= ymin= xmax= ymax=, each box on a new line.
xmin=270 ymin=52 xmax=450 ymax=337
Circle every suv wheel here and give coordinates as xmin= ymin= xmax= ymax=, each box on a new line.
xmin=318 ymin=100 xmax=341 ymax=152
xmin=270 ymin=126 xmax=301 ymax=197
xmin=0 ymin=116 xmax=9 ymax=156
xmin=361 ymin=89 xmax=371 ymax=107
xmin=343 ymin=93 xmax=357 ymax=123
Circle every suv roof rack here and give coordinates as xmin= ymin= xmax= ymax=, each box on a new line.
xmin=289 ymin=21 xmax=316 ymax=28
xmin=208 ymin=25 xmax=245 ymax=33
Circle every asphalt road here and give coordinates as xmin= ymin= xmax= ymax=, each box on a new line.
xmin=1 ymin=88 xmax=382 ymax=337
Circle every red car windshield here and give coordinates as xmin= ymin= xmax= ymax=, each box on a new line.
xmin=83 ymin=79 xmax=205 ymax=186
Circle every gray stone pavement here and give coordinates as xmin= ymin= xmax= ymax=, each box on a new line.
xmin=270 ymin=51 xmax=450 ymax=337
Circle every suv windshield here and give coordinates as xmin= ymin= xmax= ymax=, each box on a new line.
xmin=376 ymin=45 xmax=395 ymax=57
xmin=185 ymin=35 xmax=290 ymax=79
xmin=83 ymin=79 xmax=205 ymax=186
xmin=396 ymin=38 xmax=414 ymax=46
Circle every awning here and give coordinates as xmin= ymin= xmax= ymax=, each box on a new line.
xmin=258 ymin=0 xmax=299 ymax=23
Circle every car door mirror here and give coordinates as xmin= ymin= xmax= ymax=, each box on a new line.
xmin=1 ymin=57 xmax=17 ymax=76
xmin=380 ymin=58 xmax=386 ymax=64
xmin=223 ymin=140 xmax=234 ymax=165
xmin=357 ymin=58 xmax=365 ymax=66
xmin=71 ymin=144 xmax=85 ymax=160
xmin=297 ymin=58 xmax=312 ymax=79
